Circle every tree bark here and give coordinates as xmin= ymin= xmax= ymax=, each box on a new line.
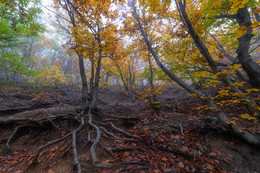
xmin=128 ymin=56 xmax=135 ymax=102
xmin=114 ymin=60 xmax=129 ymax=92
xmin=90 ymin=25 xmax=102 ymax=111
xmin=236 ymin=7 xmax=260 ymax=88
xmin=148 ymin=52 xmax=157 ymax=104
xmin=78 ymin=54 xmax=89 ymax=104
xmin=210 ymin=34 xmax=248 ymax=82
xmin=59 ymin=0 xmax=89 ymax=104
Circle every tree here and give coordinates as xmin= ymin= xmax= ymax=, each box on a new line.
xmin=132 ymin=0 xmax=260 ymax=146
xmin=54 ymin=0 xmax=122 ymax=112
xmin=0 ymin=0 xmax=43 ymax=75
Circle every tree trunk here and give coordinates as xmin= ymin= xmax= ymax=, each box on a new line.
xmin=104 ymin=72 xmax=110 ymax=89
xmin=90 ymin=60 xmax=94 ymax=95
xmin=90 ymin=29 xmax=102 ymax=111
xmin=148 ymin=53 xmax=157 ymax=105
xmin=236 ymin=7 xmax=260 ymax=88
xmin=60 ymin=0 xmax=89 ymax=105
xmin=78 ymin=54 xmax=89 ymax=104
xmin=210 ymin=34 xmax=248 ymax=82
xmin=128 ymin=60 xmax=135 ymax=102
xmin=114 ymin=60 xmax=129 ymax=92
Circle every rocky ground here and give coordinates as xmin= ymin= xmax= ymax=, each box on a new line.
xmin=0 ymin=82 xmax=259 ymax=173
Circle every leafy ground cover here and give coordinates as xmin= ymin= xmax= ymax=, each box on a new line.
xmin=0 ymin=83 xmax=259 ymax=173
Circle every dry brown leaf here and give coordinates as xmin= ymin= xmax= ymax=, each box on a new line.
xmin=47 ymin=169 xmax=55 ymax=173
xmin=206 ymin=164 xmax=214 ymax=170
xmin=178 ymin=162 xmax=184 ymax=168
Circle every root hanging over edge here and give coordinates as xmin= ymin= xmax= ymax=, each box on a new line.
xmin=25 ymin=117 xmax=85 ymax=171
xmin=88 ymin=114 xmax=101 ymax=166
xmin=72 ymin=131 xmax=82 ymax=173
xmin=6 ymin=125 xmax=29 ymax=153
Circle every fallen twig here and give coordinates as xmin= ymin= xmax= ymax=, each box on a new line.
xmin=180 ymin=123 xmax=185 ymax=136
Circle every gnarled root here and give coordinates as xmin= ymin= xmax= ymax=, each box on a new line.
xmin=26 ymin=117 xmax=85 ymax=170
xmin=88 ymin=115 xmax=101 ymax=166
xmin=72 ymin=131 xmax=82 ymax=173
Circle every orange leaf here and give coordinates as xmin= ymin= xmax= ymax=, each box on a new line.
xmin=61 ymin=131 xmax=66 ymax=137
xmin=100 ymin=160 xmax=111 ymax=164
xmin=178 ymin=162 xmax=184 ymax=168
xmin=123 ymin=151 xmax=129 ymax=157
xmin=47 ymin=170 xmax=56 ymax=173
xmin=144 ymin=127 xmax=149 ymax=132
xmin=38 ymin=152 xmax=44 ymax=158
xmin=161 ymin=157 xmax=168 ymax=161
xmin=206 ymin=164 xmax=214 ymax=170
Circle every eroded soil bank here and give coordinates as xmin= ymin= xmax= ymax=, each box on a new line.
xmin=0 ymin=83 xmax=259 ymax=173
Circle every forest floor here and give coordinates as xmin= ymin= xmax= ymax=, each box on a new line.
xmin=0 ymin=82 xmax=260 ymax=173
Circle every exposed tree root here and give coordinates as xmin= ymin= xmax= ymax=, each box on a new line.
xmin=98 ymin=121 xmax=193 ymax=159
xmin=2 ymin=107 xmax=195 ymax=172
xmin=6 ymin=125 xmax=28 ymax=153
xmin=0 ymin=115 xmax=76 ymax=126
xmin=100 ymin=127 xmax=137 ymax=142
xmin=180 ymin=123 xmax=185 ymax=136
xmin=108 ymin=122 xmax=145 ymax=142
xmin=112 ymin=147 xmax=147 ymax=152
xmin=72 ymin=131 xmax=82 ymax=173
xmin=199 ymin=116 xmax=219 ymax=122
xmin=0 ymin=102 xmax=55 ymax=116
xmin=96 ymin=161 xmax=148 ymax=168
xmin=158 ymin=147 xmax=194 ymax=159
xmin=88 ymin=114 xmax=101 ymax=166
xmin=26 ymin=117 xmax=85 ymax=171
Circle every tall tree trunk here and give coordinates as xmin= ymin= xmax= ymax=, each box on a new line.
xmin=90 ymin=29 xmax=102 ymax=111
xmin=114 ymin=60 xmax=129 ymax=92
xmin=210 ymin=34 xmax=248 ymax=82
xmin=132 ymin=0 xmax=260 ymax=146
xmin=90 ymin=60 xmax=94 ymax=95
xmin=60 ymin=0 xmax=89 ymax=105
xmin=236 ymin=7 xmax=260 ymax=88
xmin=128 ymin=60 xmax=135 ymax=102
xmin=78 ymin=53 xmax=89 ymax=104
xmin=104 ymin=72 xmax=110 ymax=88
xmin=148 ymin=52 xmax=157 ymax=105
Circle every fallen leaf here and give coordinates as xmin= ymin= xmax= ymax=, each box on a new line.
xmin=61 ymin=131 xmax=66 ymax=137
xmin=209 ymin=152 xmax=217 ymax=157
xmin=161 ymin=157 xmax=168 ymax=161
xmin=124 ymin=151 xmax=129 ymax=157
xmin=102 ymin=168 xmax=112 ymax=173
xmin=206 ymin=164 xmax=214 ymax=170
xmin=178 ymin=162 xmax=184 ymax=168
xmin=100 ymin=160 xmax=111 ymax=164
xmin=175 ymin=135 xmax=180 ymax=139
xmin=47 ymin=170 xmax=55 ymax=173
